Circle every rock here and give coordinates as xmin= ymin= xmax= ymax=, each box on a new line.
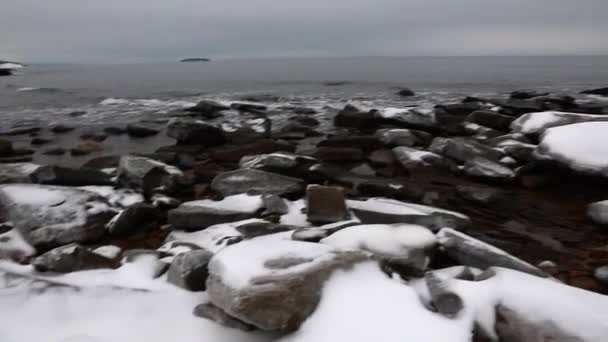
xmin=0 ymin=163 xmax=40 ymax=184
xmin=594 ymin=266 xmax=608 ymax=285
xmin=292 ymin=221 xmax=360 ymax=243
xmin=230 ymin=102 xmax=267 ymax=114
xmin=106 ymin=203 xmax=161 ymax=236
xmin=71 ymin=141 xmax=104 ymax=156
xmin=587 ymin=201 xmax=608 ymax=225
xmin=347 ymin=198 xmax=470 ymax=231
xmin=456 ymin=185 xmax=503 ymax=204
xmin=239 ymin=152 xmax=317 ymax=179
xmin=193 ymin=303 xmax=256 ymax=331
xmin=0 ymin=184 xmax=118 ymax=248
xmin=376 ymin=128 xmax=431 ymax=147
xmin=32 ymin=243 xmax=115 ymax=273
xmin=0 ymin=223 xmax=36 ymax=262
xmin=121 ymin=249 xmax=168 ymax=278
xmin=357 ymin=181 xmax=424 ymax=202
xmin=240 ymin=94 xmax=280 ymax=103
xmin=92 ymin=245 xmax=123 ymax=259
xmin=292 ymin=107 xmax=317 ymax=115
xmin=261 ymin=194 xmax=289 ymax=218
xmin=510 ymin=90 xmax=549 ymax=99
xmin=69 ymin=111 xmax=87 ymax=117
xmin=306 ymin=185 xmax=348 ymax=224
xmin=103 ymin=126 xmax=126 ymax=135
xmin=368 ymin=149 xmax=398 ymax=167
xmin=436 ymin=228 xmax=546 ymax=277
xmin=307 ymin=146 xmax=364 ymax=162
xmin=30 ymin=137 xmax=53 ymax=146
xmin=209 ymin=139 xmax=294 ymax=163
xmin=349 ymin=163 xmax=376 ymax=177
xmin=495 ymin=304 xmax=586 ymax=342
xmin=50 ymin=124 xmax=75 ymax=134
xmin=185 ymin=100 xmax=229 ymax=118
xmin=116 ymin=155 xmax=183 ymax=194
xmin=425 ymin=272 xmax=464 ymax=318
xmin=334 ymin=105 xmax=375 ymax=129
xmin=221 ymin=117 xmax=271 ymax=144
xmin=436 ymin=102 xmax=483 ymax=116
xmin=167 ymin=249 xmax=214 ymax=291
xmin=206 ymin=236 xmax=369 ymax=331
xmin=151 ymin=194 xmax=181 ymax=209
xmin=463 ymin=157 xmax=515 ymax=181
xmin=126 ymin=123 xmax=160 ymax=138
xmin=465 ymin=110 xmax=515 ymax=131
xmin=495 ymin=98 xmax=544 ymax=116
xmin=511 ymin=111 xmax=608 ymax=135
xmin=167 ymin=119 xmax=225 ymax=146
xmin=42 ymin=147 xmax=67 ymax=156
xmin=537 ymin=260 xmax=558 ymax=276
xmin=580 ymin=87 xmax=608 ymax=96
xmin=30 ymin=165 xmax=113 ymax=186
xmin=374 ymin=108 xmax=438 ymax=132
xmin=393 ymin=146 xmax=443 ymax=169
xmin=211 ymin=169 xmax=304 ymax=197
xmin=318 ymin=135 xmax=383 ymax=152
xmin=168 ymin=194 xmax=263 ymax=231
xmin=0 ymin=126 xmax=41 ymax=136
xmin=80 ymin=132 xmax=108 ymax=142
xmin=396 ymin=88 xmax=415 ymax=97
xmin=0 ymin=139 xmax=13 ymax=157
xmin=429 ymin=137 xmax=503 ymax=164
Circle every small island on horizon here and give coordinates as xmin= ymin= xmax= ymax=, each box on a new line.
xmin=180 ymin=57 xmax=211 ymax=63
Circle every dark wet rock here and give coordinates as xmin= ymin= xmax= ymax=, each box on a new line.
xmin=50 ymin=124 xmax=76 ymax=134
xmin=239 ymin=152 xmax=317 ymax=179
xmin=587 ymin=201 xmax=608 ymax=225
xmin=501 ymin=142 xmax=536 ymax=163
xmin=211 ymin=169 xmax=304 ymax=197
xmin=368 ymin=149 xmax=398 ymax=167
xmin=31 ymin=165 xmax=113 ymax=186
xmin=306 ymin=146 xmax=365 ymax=162
xmin=230 ymin=102 xmax=267 ymax=114
xmin=0 ymin=163 xmax=39 ymax=183
xmin=117 ymin=155 xmax=182 ymax=194
xmin=82 ymin=155 xmax=121 ymax=169
xmin=580 ymin=87 xmax=608 ymax=96
xmin=357 ymin=181 xmax=424 ymax=202
xmin=375 ymin=109 xmax=438 ymax=133
xmin=463 ymin=157 xmax=515 ymax=181
xmin=32 ymin=243 xmax=116 ymax=273
xmin=0 ymin=69 xmax=12 ymax=76
xmin=485 ymin=133 xmax=532 ymax=147
xmin=510 ymin=90 xmax=549 ymax=99
xmin=429 ymin=137 xmax=503 ymax=164
xmin=206 ymin=239 xmax=369 ymax=332
xmin=437 ymin=228 xmax=545 ymax=277
xmin=393 ymin=146 xmax=443 ymax=169
xmin=126 ymin=123 xmax=161 ymax=138
xmin=209 ymin=139 xmax=294 ymax=163
xmin=103 ymin=126 xmax=126 ymax=135
xmin=185 ymin=100 xmax=229 ymax=118
xmin=318 ymin=135 xmax=383 ymax=152
xmin=193 ymin=303 xmax=256 ymax=331
xmin=376 ymin=128 xmax=432 ymax=148
xmin=0 ymin=139 xmax=13 ymax=157
xmin=234 ymin=220 xmax=295 ymax=238
xmin=167 ymin=119 xmax=226 ymax=146
xmin=292 ymin=221 xmax=359 ymax=243
xmin=292 ymin=107 xmax=317 ymax=115
xmin=0 ymin=184 xmax=118 ymax=248
xmin=222 ymin=117 xmax=271 ymax=144
xmin=334 ymin=105 xmax=375 ymax=129
xmin=465 ymin=110 xmax=515 ymax=131
xmin=306 ymin=185 xmax=348 ymax=224
xmin=107 ymin=203 xmax=161 ymax=236
xmin=71 ymin=141 xmax=104 ymax=156
xmin=239 ymin=94 xmax=280 ymax=103
xmin=169 ymin=200 xmax=259 ymax=231
xmin=495 ymin=98 xmax=544 ymax=116
xmin=288 ymin=115 xmax=319 ymax=127
xmin=167 ymin=249 xmax=214 ymax=291
xmin=436 ymin=102 xmax=483 ymax=116
xmin=425 ymin=272 xmax=463 ymax=318
xmin=69 ymin=111 xmax=87 ymax=117
xmin=396 ymin=88 xmax=415 ymax=97
xmin=495 ymin=304 xmax=585 ymax=342
xmin=348 ymin=198 xmax=470 ymax=231
xmin=456 ymin=185 xmax=503 ymax=204
xmin=0 ymin=126 xmax=41 ymax=136
xmin=80 ymin=132 xmax=108 ymax=142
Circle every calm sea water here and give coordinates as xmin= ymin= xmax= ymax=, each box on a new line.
xmin=1 ymin=56 xmax=607 ymax=126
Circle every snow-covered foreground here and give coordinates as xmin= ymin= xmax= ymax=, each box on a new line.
xmin=2 ymin=255 xmax=608 ymax=342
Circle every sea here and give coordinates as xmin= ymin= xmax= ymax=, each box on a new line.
xmin=1 ymin=56 xmax=608 ymax=128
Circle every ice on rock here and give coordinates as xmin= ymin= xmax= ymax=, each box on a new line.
xmin=536 ymin=122 xmax=608 ymax=177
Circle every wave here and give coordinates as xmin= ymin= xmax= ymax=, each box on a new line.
xmin=16 ymin=87 xmax=64 ymax=93
xmin=99 ymin=97 xmax=197 ymax=107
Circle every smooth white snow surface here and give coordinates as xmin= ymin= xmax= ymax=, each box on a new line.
xmin=181 ymin=194 xmax=263 ymax=213
xmin=0 ymin=184 xmax=66 ymax=206
xmin=280 ymin=200 xmax=311 ymax=227
xmin=511 ymin=111 xmax=608 ymax=134
xmin=537 ymin=122 xmax=608 ymax=176
xmin=348 ymin=197 xmax=468 ymax=219
xmin=321 ymin=224 xmax=436 ymax=257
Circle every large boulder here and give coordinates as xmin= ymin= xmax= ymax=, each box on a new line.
xmin=347 ymin=198 xmax=470 ymax=231
xmin=0 ymin=163 xmax=40 ymax=183
xmin=211 ymin=169 xmax=304 ymax=197
xmin=206 ymin=235 xmax=368 ymax=331
xmin=437 ymin=228 xmax=545 ymax=277
xmin=32 ymin=243 xmax=115 ymax=273
xmin=116 ymin=155 xmax=183 ymax=194
xmin=0 ymin=184 xmax=118 ymax=248
xmin=30 ymin=165 xmax=113 ymax=186
xmin=167 ymin=119 xmax=225 ymax=145
xmin=511 ymin=111 xmax=608 ymax=135
xmin=168 ymin=194 xmax=263 ymax=231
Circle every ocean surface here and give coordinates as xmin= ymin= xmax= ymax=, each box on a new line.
xmin=1 ymin=56 xmax=608 ymax=127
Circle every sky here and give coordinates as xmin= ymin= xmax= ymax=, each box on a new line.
xmin=1 ymin=0 xmax=607 ymax=63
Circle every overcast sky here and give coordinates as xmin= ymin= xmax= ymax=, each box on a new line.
xmin=1 ymin=0 xmax=607 ymax=62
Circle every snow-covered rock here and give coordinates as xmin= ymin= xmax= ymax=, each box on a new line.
xmin=588 ymin=200 xmax=608 ymax=225
xmin=0 ymin=184 xmax=118 ymax=248
xmin=376 ymin=128 xmax=430 ymax=147
xmin=463 ymin=157 xmax=515 ymax=180
xmin=0 ymin=163 xmax=40 ymax=183
xmin=239 ymin=152 xmax=317 ymax=178
xmin=168 ymin=194 xmax=263 ymax=231
xmin=347 ymin=198 xmax=470 ymax=231
xmin=0 ymin=223 xmax=35 ymax=262
xmin=437 ymin=228 xmax=545 ymax=277
xmin=206 ymin=234 xmax=369 ymax=331
xmin=117 ymin=155 xmax=183 ymax=194
xmin=392 ymin=146 xmax=443 ymax=169
xmin=31 ymin=165 xmax=113 ymax=186
xmin=92 ymin=245 xmax=123 ymax=259
xmin=511 ymin=111 xmax=608 ymax=135
xmin=211 ymin=169 xmax=304 ymax=197
xmin=32 ymin=243 xmax=115 ymax=273
xmin=167 ymin=119 xmax=226 ymax=145
xmin=429 ymin=137 xmax=503 ymax=163
xmin=536 ymin=122 xmax=608 ymax=177
xmin=166 ymin=249 xmax=213 ymax=291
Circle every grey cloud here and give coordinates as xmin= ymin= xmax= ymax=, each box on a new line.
xmin=1 ymin=0 xmax=607 ymax=62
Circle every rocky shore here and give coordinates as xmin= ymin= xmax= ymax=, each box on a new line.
xmin=1 ymin=87 xmax=608 ymax=341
